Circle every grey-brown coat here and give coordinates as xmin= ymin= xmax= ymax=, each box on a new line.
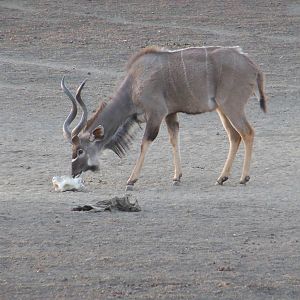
xmin=61 ymin=46 xmax=267 ymax=189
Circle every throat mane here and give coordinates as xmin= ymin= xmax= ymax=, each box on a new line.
xmin=105 ymin=115 xmax=142 ymax=157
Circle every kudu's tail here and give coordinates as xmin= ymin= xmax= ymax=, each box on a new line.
xmin=257 ymin=70 xmax=267 ymax=113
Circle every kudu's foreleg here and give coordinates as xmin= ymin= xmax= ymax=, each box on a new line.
xmin=126 ymin=116 xmax=163 ymax=191
xmin=126 ymin=139 xmax=151 ymax=190
xmin=165 ymin=113 xmax=182 ymax=185
xmin=216 ymin=108 xmax=241 ymax=185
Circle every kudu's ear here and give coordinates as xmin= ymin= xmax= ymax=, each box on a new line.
xmin=90 ymin=125 xmax=105 ymax=141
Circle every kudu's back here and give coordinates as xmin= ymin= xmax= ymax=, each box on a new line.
xmin=129 ymin=46 xmax=261 ymax=115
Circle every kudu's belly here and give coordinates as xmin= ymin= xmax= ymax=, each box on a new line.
xmin=165 ymin=82 xmax=218 ymax=115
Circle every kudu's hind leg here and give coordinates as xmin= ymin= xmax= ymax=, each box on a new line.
xmin=216 ymin=108 xmax=241 ymax=185
xmin=239 ymin=122 xmax=254 ymax=184
xmin=165 ymin=113 xmax=182 ymax=185
xmin=126 ymin=115 xmax=164 ymax=191
xmin=220 ymin=106 xmax=254 ymax=184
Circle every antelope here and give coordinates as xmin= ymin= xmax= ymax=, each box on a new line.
xmin=61 ymin=46 xmax=267 ymax=190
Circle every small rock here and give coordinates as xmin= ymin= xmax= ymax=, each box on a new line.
xmin=218 ymin=281 xmax=230 ymax=288
xmin=217 ymin=266 xmax=234 ymax=271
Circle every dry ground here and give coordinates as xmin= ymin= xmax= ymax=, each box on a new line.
xmin=0 ymin=1 xmax=299 ymax=299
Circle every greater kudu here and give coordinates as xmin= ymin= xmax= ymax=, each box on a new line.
xmin=61 ymin=46 xmax=267 ymax=190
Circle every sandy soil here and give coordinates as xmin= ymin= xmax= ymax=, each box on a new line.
xmin=0 ymin=1 xmax=299 ymax=299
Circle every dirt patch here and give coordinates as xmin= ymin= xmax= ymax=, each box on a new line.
xmin=0 ymin=1 xmax=299 ymax=299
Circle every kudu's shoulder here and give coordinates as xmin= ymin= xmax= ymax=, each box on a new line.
xmin=127 ymin=46 xmax=163 ymax=70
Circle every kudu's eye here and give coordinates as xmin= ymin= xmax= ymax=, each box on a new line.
xmin=77 ymin=149 xmax=84 ymax=157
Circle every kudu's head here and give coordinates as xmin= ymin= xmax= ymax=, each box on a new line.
xmin=61 ymin=77 xmax=106 ymax=177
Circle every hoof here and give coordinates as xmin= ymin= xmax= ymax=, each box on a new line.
xmin=173 ymin=180 xmax=181 ymax=186
xmin=240 ymin=176 xmax=250 ymax=184
xmin=126 ymin=179 xmax=137 ymax=191
xmin=125 ymin=184 xmax=134 ymax=192
xmin=216 ymin=176 xmax=228 ymax=185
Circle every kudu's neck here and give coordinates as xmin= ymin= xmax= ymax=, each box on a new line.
xmin=87 ymin=76 xmax=135 ymax=144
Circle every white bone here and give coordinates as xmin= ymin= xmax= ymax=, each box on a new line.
xmin=52 ymin=175 xmax=85 ymax=192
